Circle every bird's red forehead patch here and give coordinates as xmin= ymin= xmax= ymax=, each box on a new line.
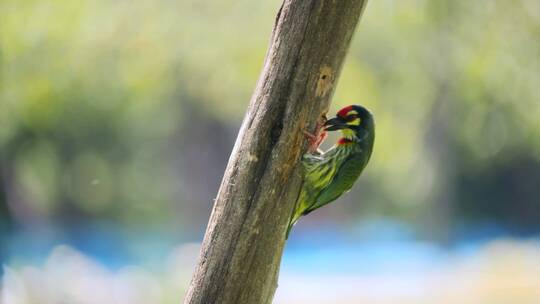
xmin=337 ymin=105 xmax=354 ymax=118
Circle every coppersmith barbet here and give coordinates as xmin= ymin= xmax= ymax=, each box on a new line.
xmin=287 ymin=105 xmax=375 ymax=236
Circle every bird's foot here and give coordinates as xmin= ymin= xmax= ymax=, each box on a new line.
xmin=304 ymin=114 xmax=328 ymax=154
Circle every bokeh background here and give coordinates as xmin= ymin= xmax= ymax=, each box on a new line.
xmin=2 ymin=0 xmax=540 ymax=303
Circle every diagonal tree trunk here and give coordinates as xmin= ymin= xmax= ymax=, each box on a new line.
xmin=184 ymin=1 xmax=369 ymax=303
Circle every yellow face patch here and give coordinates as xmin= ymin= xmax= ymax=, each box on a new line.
xmin=344 ymin=110 xmax=361 ymax=126
xmin=347 ymin=118 xmax=361 ymax=126
xmin=341 ymin=128 xmax=356 ymax=139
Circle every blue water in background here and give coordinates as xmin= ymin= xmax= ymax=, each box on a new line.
xmin=3 ymin=218 xmax=539 ymax=275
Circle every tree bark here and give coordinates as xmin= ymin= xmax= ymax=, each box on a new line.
xmin=184 ymin=1 xmax=369 ymax=303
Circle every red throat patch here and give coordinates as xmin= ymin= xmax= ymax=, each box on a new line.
xmin=338 ymin=137 xmax=353 ymax=145
xmin=337 ymin=105 xmax=354 ymax=118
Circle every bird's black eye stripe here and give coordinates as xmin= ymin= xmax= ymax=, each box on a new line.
xmin=346 ymin=114 xmax=358 ymax=121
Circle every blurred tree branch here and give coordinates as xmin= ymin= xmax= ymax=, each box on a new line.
xmin=184 ymin=1 xmax=369 ymax=303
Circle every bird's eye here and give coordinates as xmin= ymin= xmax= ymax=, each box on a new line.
xmin=346 ymin=114 xmax=358 ymax=121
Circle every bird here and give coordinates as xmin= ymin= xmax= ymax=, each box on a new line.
xmin=287 ymin=104 xmax=375 ymax=237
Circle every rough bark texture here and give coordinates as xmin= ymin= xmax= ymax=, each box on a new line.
xmin=184 ymin=1 xmax=369 ymax=303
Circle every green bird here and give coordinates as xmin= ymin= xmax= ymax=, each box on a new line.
xmin=287 ymin=105 xmax=375 ymax=237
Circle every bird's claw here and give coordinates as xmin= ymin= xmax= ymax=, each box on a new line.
xmin=303 ymin=129 xmax=318 ymax=141
xmin=303 ymin=113 xmax=329 ymax=154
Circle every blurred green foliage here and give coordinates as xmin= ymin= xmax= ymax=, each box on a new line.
xmin=1 ymin=0 xmax=540 ymax=238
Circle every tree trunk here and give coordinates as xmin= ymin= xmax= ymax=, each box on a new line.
xmin=184 ymin=1 xmax=369 ymax=303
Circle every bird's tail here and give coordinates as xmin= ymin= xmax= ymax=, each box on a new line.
xmin=285 ymin=212 xmax=301 ymax=239
xmin=285 ymin=221 xmax=294 ymax=239
xmin=286 ymin=186 xmax=308 ymax=239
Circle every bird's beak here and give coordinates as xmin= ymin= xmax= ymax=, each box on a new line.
xmin=324 ymin=116 xmax=347 ymax=131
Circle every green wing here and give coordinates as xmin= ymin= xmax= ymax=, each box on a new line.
xmin=287 ymin=146 xmax=370 ymax=237
xmin=306 ymin=152 xmax=367 ymax=213
xmin=287 ymin=149 xmax=342 ymax=235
